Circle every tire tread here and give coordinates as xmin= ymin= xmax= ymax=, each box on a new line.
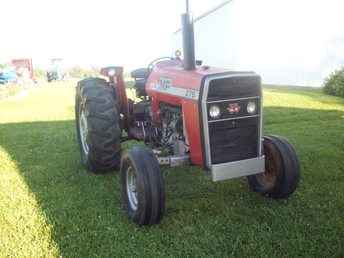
xmin=75 ymin=77 xmax=121 ymax=173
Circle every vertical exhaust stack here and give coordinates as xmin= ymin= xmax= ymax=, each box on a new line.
xmin=181 ymin=0 xmax=196 ymax=70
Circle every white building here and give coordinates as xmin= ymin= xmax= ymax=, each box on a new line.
xmin=173 ymin=0 xmax=344 ymax=87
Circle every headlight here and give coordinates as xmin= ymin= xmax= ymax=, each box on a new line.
xmin=108 ymin=69 xmax=116 ymax=77
xmin=247 ymin=101 xmax=257 ymax=114
xmin=209 ymin=105 xmax=221 ymax=119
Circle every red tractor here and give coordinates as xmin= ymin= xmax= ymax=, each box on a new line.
xmin=75 ymin=3 xmax=300 ymax=226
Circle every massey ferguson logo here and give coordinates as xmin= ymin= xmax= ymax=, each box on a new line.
xmin=227 ymin=103 xmax=241 ymax=114
xmin=158 ymin=77 xmax=172 ymax=90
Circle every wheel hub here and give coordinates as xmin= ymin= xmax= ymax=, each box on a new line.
xmin=256 ymin=143 xmax=279 ymax=190
xmin=79 ymin=109 xmax=89 ymax=155
xmin=126 ymin=166 xmax=138 ymax=211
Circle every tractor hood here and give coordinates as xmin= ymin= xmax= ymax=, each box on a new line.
xmin=146 ymin=59 xmax=258 ymax=101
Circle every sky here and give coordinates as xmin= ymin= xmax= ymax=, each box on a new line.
xmin=0 ymin=0 xmax=225 ymax=69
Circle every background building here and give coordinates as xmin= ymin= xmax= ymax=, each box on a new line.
xmin=173 ymin=0 xmax=344 ymax=87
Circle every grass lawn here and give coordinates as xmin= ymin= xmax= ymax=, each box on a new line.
xmin=0 ymin=84 xmax=23 ymax=100
xmin=0 ymin=82 xmax=343 ymax=257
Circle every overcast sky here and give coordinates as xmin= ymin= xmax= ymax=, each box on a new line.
xmin=0 ymin=0 xmax=225 ymax=69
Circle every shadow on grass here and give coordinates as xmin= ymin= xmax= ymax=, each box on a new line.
xmin=1 ymin=106 xmax=344 ymax=257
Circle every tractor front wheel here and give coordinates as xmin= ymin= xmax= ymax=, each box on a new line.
xmin=75 ymin=78 xmax=121 ymax=173
xmin=120 ymin=146 xmax=165 ymax=226
xmin=247 ymin=135 xmax=300 ymax=199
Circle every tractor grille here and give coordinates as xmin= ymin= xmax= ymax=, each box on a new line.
xmin=207 ymin=76 xmax=260 ymax=101
xmin=209 ymin=117 xmax=259 ymax=164
xmin=203 ymin=74 xmax=261 ymax=165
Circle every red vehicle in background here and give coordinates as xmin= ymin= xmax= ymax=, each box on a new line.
xmin=11 ymin=58 xmax=36 ymax=83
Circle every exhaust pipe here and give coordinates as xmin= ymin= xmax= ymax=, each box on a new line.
xmin=181 ymin=1 xmax=196 ymax=70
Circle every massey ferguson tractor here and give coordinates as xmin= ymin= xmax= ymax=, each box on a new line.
xmin=75 ymin=2 xmax=300 ymax=226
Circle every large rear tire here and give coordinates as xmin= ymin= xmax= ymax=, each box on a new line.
xmin=120 ymin=146 xmax=165 ymax=226
xmin=247 ymin=135 xmax=300 ymax=199
xmin=75 ymin=78 xmax=121 ymax=173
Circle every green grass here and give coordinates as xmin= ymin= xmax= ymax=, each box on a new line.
xmin=0 ymin=82 xmax=343 ymax=257
xmin=0 ymin=84 xmax=23 ymax=100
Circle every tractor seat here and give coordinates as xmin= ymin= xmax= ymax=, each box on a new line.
xmin=131 ymin=68 xmax=149 ymax=79
xmin=131 ymin=68 xmax=149 ymax=97
xmin=134 ymin=79 xmax=147 ymax=97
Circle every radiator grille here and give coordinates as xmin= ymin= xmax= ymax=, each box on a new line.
xmin=208 ymin=76 xmax=260 ymax=101
xmin=208 ymin=117 xmax=259 ymax=164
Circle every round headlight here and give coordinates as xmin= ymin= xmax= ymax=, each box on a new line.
xmin=209 ymin=105 xmax=221 ymax=119
xmin=108 ymin=69 xmax=116 ymax=77
xmin=247 ymin=101 xmax=257 ymax=114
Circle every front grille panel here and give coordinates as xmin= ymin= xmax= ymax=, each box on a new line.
xmin=207 ymin=76 xmax=260 ymax=101
xmin=203 ymin=74 xmax=262 ymax=165
xmin=209 ymin=117 xmax=259 ymax=164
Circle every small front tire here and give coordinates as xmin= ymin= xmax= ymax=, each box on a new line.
xmin=120 ymin=146 xmax=165 ymax=226
xmin=247 ymin=135 xmax=300 ymax=199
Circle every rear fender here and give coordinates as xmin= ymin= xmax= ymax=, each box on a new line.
xmin=100 ymin=66 xmax=130 ymax=130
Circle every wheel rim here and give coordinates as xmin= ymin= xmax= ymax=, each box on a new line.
xmin=256 ymin=142 xmax=279 ymax=190
xmin=79 ymin=108 xmax=89 ymax=155
xmin=126 ymin=166 xmax=138 ymax=211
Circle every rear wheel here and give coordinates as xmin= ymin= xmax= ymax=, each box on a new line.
xmin=121 ymin=146 xmax=165 ymax=226
xmin=247 ymin=135 xmax=300 ymax=199
xmin=75 ymin=78 xmax=121 ymax=173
